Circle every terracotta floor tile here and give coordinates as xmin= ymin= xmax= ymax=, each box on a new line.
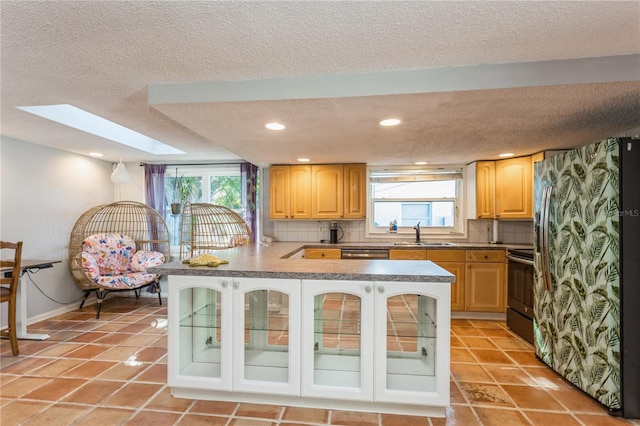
xmin=227 ymin=419 xmax=275 ymax=426
xmin=547 ymin=386 xmax=612 ymax=413
xmin=0 ymin=400 xmax=50 ymax=425
xmin=93 ymin=344 xmax=140 ymax=361
xmin=282 ymin=406 xmax=329 ymax=423
xmin=101 ymin=382 xmax=162 ymax=408
xmin=451 ymin=363 xmax=493 ymax=383
xmin=450 ymin=381 xmax=466 ymax=404
xmin=451 ymin=326 xmax=485 ymax=337
xmin=64 ymin=360 xmax=117 ymax=378
xmin=469 ymin=349 xmax=514 ymax=365
xmin=473 ymin=407 xmax=529 ymax=426
xmin=189 ymin=400 xmax=238 ymax=415
xmin=21 ymin=402 xmax=90 ymax=425
xmin=0 ymin=355 xmax=52 ymax=374
xmin=469 ymin=320 xmax=505 ymax=329
xmin=145 ymin=386 xmax=194 ymax=412
xmin=21 ymin=377 xmax=88 ymax=401
xmin=67 ymin=331 xmax=108 ymax=343
xmin=7 ymin=340 xmax=54 ymax=356
xmin=121 ymin=333 xmax=160 ymax=347
xmin=490 ymin=337 xmax=532 ymax=351
xmin=522 ymin=366 xmax=574 ymax=390
xmin=64 ymin=343 xmax=111 ymax=359
xmin=135 ymin=363 xmax=167 ymax=383
xmin=450 ymin=319 xmax=473 ymax=327
xmin=0 ymin=376 xmax=51 ymax=398
xmin=457 ymin=382 xmax=514 ymax=407
xmin=380 ymin=412 xmax=429 ymax=425
xmin=450 ymin=335 xmax=463 ymax=348
xmin=483 ymin=365 xmax=536 ymax=386
xmin=119 ymin=323 xmax=152 ymax=333
xmin=97 ymin=361 xmax=149 ymax=381
xmin=26 ymin=342 xmax=80 ymax=357
xmin=450 ymin=348 xmax=475 ymax=362
xmin=134 ymin=346 xmax=167 ymax=362
xmin=62 ymin=379 xmax=124 ymax=404
xmin=93 ymin=332 xmax=136 ymax=345
xmin=505 ymin=350 xmax=544 ymax=366
xmin=330 ymin=410 xmax=379 ymax=425
xmin=458 ymin=336 xmax=499 ymax=349
xmin=71 ymin=407 xmax=136 ymax=425
xmin=524 ymin=410 xmax=583 ymax=426
xmin=573 ymin=413 xmax=636 ymax=425
xmin=236 ymin=403 xmax=283 ymax=419
xmin=501 ymin=384 xmax=565 ymax=411
xmin=430 ymin=405 xmax=480 ymax=425
xmin=480 ymin=328 xmax=518 ymax=338
xmin=177 ymin=413 xmax=230 ymax=425
xmin=125 ymin=410 xmax=182 ymax=425
xmin=30 ymin=358 xmax=85 ymax=377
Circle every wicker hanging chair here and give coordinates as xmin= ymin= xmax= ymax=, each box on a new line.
xmin=180 ymin=202 xmax=253 ymax=259
xmin=68 ymin=201 xmax=170 ymax=316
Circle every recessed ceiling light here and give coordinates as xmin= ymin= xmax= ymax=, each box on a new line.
xmin=266 ymin=122 xmax=285 ymax=130
xmin=414 ymin=161 xmax=428 ymax=165
xmin=499 ymin=152 xmax=515 ymax=158
xmin=16 ymin=104 xmax=185 ymax=155
xmin=297 ymin=158 xmax=310 ymax=162
xmin=379 ymin=118 xmax=401 ymax=126
xmin=89 ymin=152 xmax=104 ymax=157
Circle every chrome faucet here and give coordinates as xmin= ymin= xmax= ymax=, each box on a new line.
xmin=414 ymin=222 xmax=421 ymax=243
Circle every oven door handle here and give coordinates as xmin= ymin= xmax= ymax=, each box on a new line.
xmin=507 ymin=254 xmax=534 ymax=266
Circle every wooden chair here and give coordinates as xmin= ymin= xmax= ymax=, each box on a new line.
xmin=1 ymin=241 xmax=23 ymax=356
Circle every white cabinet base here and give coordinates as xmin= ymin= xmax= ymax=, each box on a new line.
xmin=170 ymin=387 xmax=447 ymax=417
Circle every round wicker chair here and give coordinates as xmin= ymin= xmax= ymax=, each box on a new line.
xmin=69 ymin=201 xmax=170 ymax=317
xmin=180 ymin=202 xmax=253 ymax=259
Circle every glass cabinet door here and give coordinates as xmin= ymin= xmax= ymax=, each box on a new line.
xmin=232 ymin=278 xmax=300 ymax=395
xmin=374 ymin=281 xmax=450 ymax=406
xmin=168 ymin=276 xmax=232 ymax=391
xmin=302 ymin=280 xmax=374 ymax=400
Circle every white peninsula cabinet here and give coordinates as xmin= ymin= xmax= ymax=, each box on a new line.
xmin=167 ymin=275 xmax=449 ymax=416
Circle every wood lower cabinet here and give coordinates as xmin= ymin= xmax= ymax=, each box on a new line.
xmin=305 ymin=248 xmax=341 ymax=259
xmin=428 ymin=250 xmax=466 ymax=312
xmin=389 ymin=249 xmax=427 ymax=260
xmin=465 ymin=250 xmax=506 ymax=313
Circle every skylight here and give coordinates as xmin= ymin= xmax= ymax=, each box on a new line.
xmin=16 ymin=104 xmax=185 ymax=155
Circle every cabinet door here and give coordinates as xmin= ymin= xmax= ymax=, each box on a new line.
xmin=168 ymin=275 xmax=233 ymax=391
xmin=312 ymin=165 xmax=344 ymax=219
xmin=495 ymin=157 xmax=533 ymax=219
xmin=373 ymin=281 xmax=450 ymax=406
xmin=232 ymin=278 xmax=301 ymax=395
xmin=289 ymin=165 xmax=312 ymax=219
xmin=465 ymin=262 xmax=506 ymax=312
xmin=343 ymin=164 xmax=366 ymax=219
xmin=389 ymin=249 xmax=427 ymax=260
xmin=301 ymin=280 xmax=374 ymax=400
xmin=438 ymin=262 xmax=465 ymax=311
xmin=305 ymin=248 xmax=341 ymax=259
xmin=269 ymin=166 xmax=289 ymax=219
xmin=475 ymin=161 xmax=496 ymax=219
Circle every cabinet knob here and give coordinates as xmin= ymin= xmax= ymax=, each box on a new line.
xmin=221 ymin=280 xmax=229 ymax=288
xmin=365 ymin=285 xmax=372 ymax=293
xmin=377 ymin=285 xmax=385 ymax=293
xmin=484 ymin=255 xmax=488 ymax=259
xmin=232 ymin=281 xmax=239 ymax=289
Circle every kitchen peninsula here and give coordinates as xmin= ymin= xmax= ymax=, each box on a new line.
xmin=149 ymin=242 xmax=454 ymax=417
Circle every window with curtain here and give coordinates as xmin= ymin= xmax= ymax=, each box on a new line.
xmin=368 ymin=166 xmax=465 ymax=237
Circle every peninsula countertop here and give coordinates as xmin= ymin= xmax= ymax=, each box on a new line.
xmin=149 ymin=242 xmax=456 ymax=283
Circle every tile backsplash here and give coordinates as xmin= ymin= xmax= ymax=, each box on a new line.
xmin=270 ymin=219 xmax=533 ymax=245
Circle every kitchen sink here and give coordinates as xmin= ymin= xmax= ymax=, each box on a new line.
xmin=393 ymin=242 xmax=456 ymax=246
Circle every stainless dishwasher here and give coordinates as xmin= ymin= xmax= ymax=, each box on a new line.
xmin=340 ymin=248 xmax=389 ymax=260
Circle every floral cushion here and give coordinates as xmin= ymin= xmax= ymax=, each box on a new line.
xmin=81 ymin=233 xmax=165 ymax=290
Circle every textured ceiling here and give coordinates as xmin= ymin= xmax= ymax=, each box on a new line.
xmin=1 ymin=1 xmax=639 ymax=167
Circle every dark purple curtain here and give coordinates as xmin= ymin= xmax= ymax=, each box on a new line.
xmin=144 ymin=164 xmax=166 ymax=217
xmin=241 ymin=162 xmax=258 ymax=243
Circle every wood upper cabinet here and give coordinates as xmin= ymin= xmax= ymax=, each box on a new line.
xmin=343 ymin=164 xmax=366 ymax=219
xmin=464 ymin=250 xmax=505 ymax=313
xmin=474 ymin=161 xmax=496 ymax=219
xmin=269 ymin=165 xmax=290 ymax=219
xmin=495 ymin=157 xmax=533 ymax=219
xmin=289 ymin=165 xmax=312 ymax=219
xmin=311 ymin=165 xmax=344 ymax=219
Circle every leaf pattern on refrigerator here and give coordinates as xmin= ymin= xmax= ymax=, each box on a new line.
xmin=533 ymin=138 xmax=621 ymax=409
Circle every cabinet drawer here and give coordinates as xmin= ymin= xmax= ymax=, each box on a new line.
xmin=465 ymin=250 xmax=505 ymax=262
xmin=389 ymin=249 xmax=427 ymax=260
xmin=305 ymin=248 xmax=341 ymax=259
xmin=427 ymin=249 xmax=465 ymax=262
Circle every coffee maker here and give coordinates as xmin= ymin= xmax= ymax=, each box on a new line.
xmin=329 ymin=221 xmax=340 ymax=244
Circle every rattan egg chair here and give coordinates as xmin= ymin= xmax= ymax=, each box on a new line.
xmin=180 ymin=202 xmax=253 ymax=259
xmin=69 ymin=201 xmax=170 ymax=317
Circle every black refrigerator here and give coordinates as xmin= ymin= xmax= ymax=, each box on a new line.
xmin=533 ymin=137 xmax=639 ymax=418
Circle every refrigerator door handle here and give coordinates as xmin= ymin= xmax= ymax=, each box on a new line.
xmin=541 ymin=186 xmax=553 ymax=292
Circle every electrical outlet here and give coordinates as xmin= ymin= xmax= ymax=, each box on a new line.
xmin=319 ymin=226 xmax=323 ymax=233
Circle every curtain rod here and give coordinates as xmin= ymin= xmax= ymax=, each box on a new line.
xmin=139 ymin=162 xmax=246 ymax=167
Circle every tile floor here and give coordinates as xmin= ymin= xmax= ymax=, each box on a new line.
xmin=1 ymin=296 xmax=639 ymax=426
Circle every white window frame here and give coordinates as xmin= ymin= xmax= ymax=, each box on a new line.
xmin=366 ymin=165 xmax=467 ymax=240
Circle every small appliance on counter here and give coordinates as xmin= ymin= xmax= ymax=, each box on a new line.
xmin=329 ymin=221 xmax=343 ymax=244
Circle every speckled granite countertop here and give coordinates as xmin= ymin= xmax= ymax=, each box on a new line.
xmin=149 ymin=242 xmax=459 ymax=283
xmin=149 ymin=242 xmax=532 ymax=283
